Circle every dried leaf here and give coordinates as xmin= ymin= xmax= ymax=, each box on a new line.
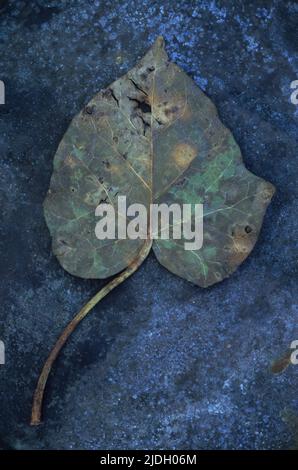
xmin=44 ymin=36 xmax=274 ymax=287
xmin=32 ymin=37 xmax=275 ymax=425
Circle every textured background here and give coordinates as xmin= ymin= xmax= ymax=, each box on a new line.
xmin=0 ymin=0 xmax=297 ymax=450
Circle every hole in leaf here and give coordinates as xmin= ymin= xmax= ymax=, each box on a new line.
xmin=138 ymin=101 xmax=151 ymax=114
xmin=128 ymin=96 xmax=151 ymax=114
xmin=84 ymin=105 xmax=94 ymax=115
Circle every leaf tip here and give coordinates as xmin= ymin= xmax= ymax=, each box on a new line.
xmin=152 ymin=35 xmax=167 ymax=55
xmin=150 ymin=36 xmax=168 ymax=63
xmin=155 ymin=35 xmax=165 ymax=48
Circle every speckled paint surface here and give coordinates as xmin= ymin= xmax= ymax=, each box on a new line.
xmin=0 ymin=0 xmax=297 ymax=450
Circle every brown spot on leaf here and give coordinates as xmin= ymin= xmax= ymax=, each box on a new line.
xmin=165 ymin=105 xmax=179 ymax=116
xmin=153 ymin=93 xmax=190 ymax=126
xmin=65 ymin=155 xmax=77 ymax=168
xmin=227 ymin=224 xmax=257 ymax=265
xmin=171 ymin=143 xmax=197 ymax=169
xmin=261 ymin=185 xmax=275 ymax=202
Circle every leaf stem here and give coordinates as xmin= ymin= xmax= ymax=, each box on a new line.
xmin=30 ymin=240 xmax=152 ymax=426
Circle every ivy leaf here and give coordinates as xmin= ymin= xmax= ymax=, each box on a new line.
xmin=31 ymin=37 xmax=275 ymax=425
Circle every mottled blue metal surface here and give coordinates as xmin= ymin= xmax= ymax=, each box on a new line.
xmin=0 ymin=0 xmax=297 ymax=449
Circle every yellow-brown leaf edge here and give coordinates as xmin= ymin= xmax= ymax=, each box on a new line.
xmin=31 ymin=37 xmax=275 ymax=425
